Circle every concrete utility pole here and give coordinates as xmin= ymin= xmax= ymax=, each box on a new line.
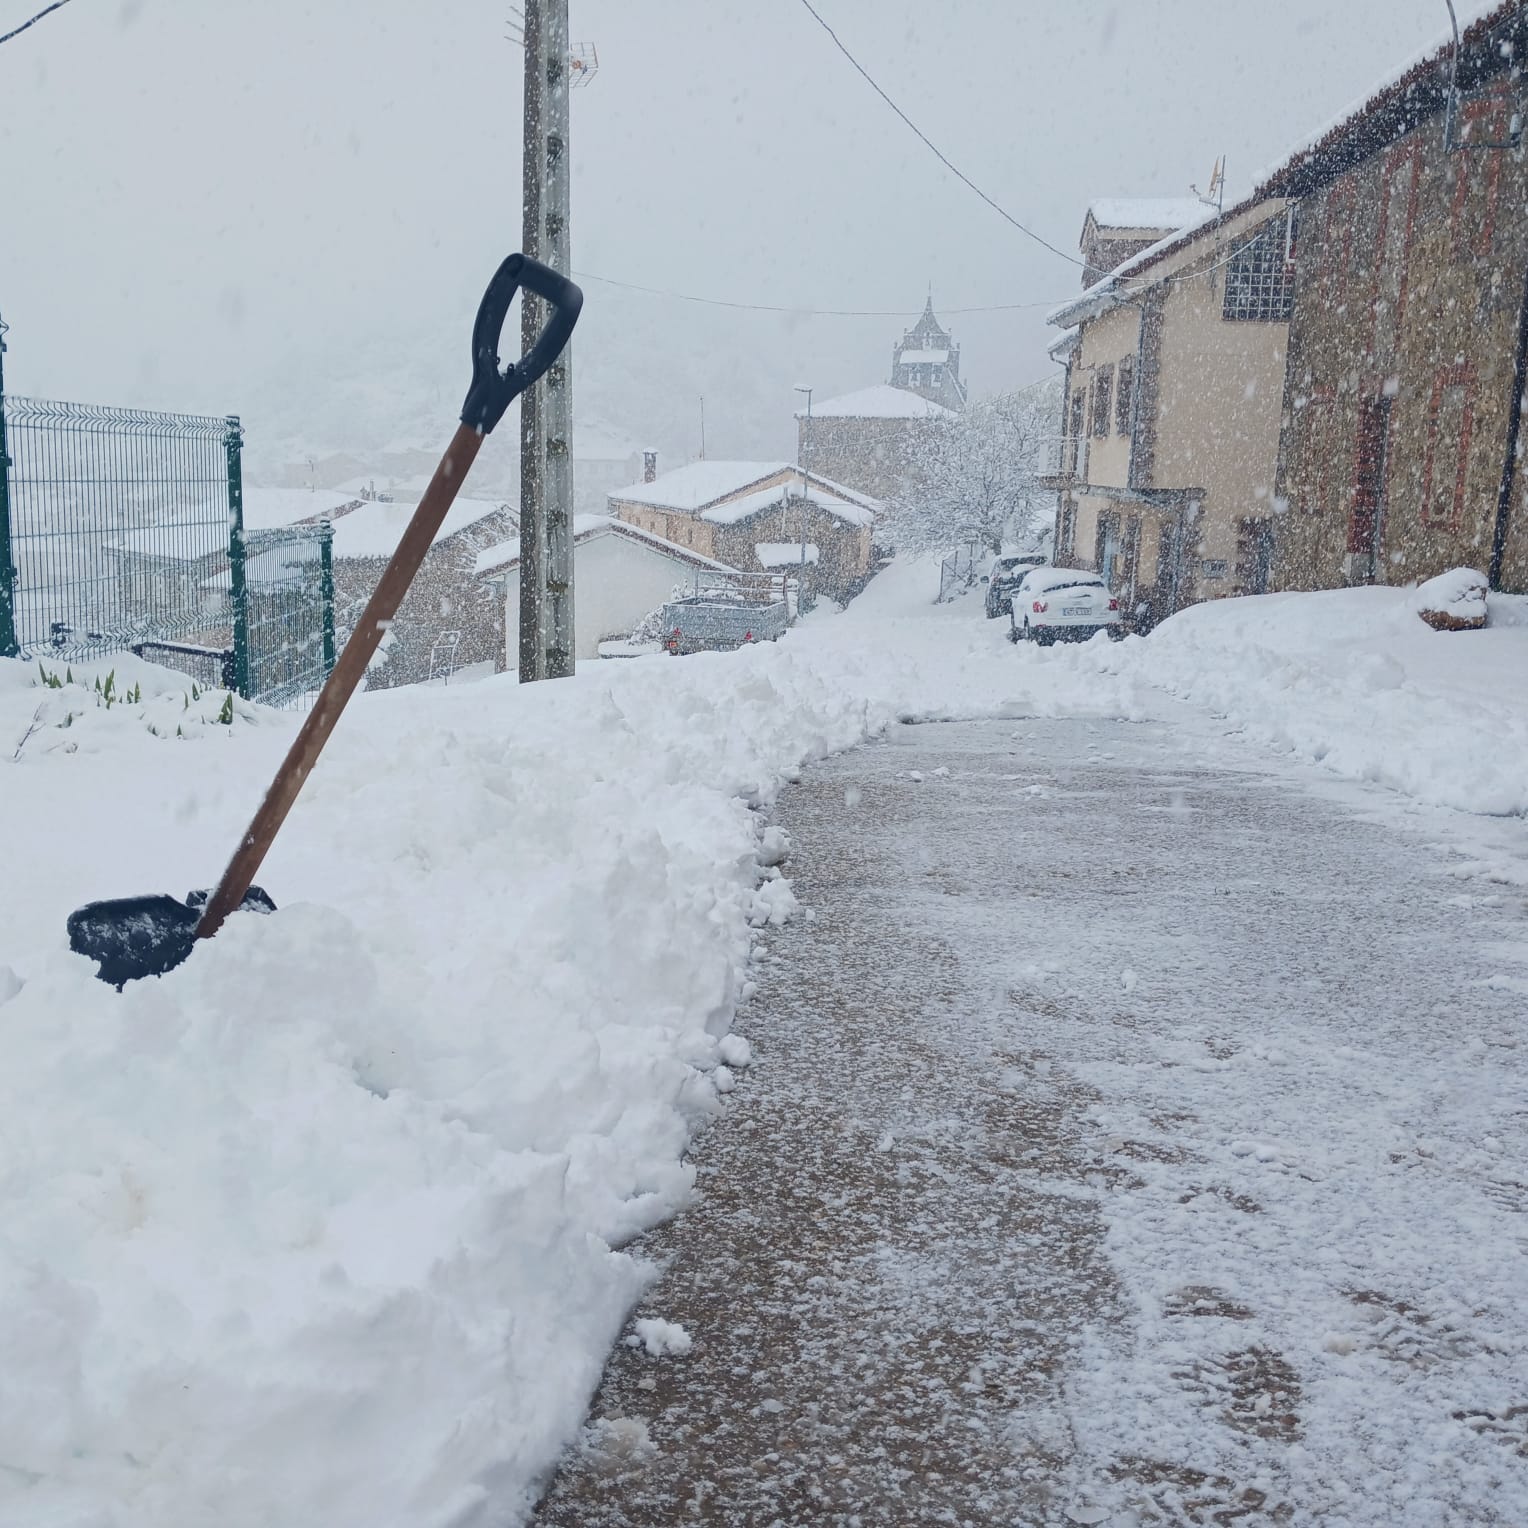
xmin=794 ymin=383 xmax=813 ymax=612
xmin=515 ymin=0 xmax=575 ymax=680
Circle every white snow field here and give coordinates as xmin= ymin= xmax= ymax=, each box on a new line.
xmin=0 ymin=560 xmax=1524 ymax=1526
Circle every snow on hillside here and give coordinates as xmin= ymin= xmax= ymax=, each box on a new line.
xmin=1 ymin=563 xmax=1524 ymax=1526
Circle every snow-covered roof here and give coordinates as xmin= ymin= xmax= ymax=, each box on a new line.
xmin=897 ymin=349 xmax=949 ymax=365
xmin=798 ymin=384 xmax=953 ymax=420
xmin=241 ymin=487 xmax=364 ymax=532
xmin=756 ymin=542 xmax=819 ymax=567
xmin=475 ymin=514 xmax=743 ymax=579
xmin=330 ymin=497 xmax=512 ymax=561
xmin=701 ymin=479 xmax=875 ymax=529
xmin=1086 ymin=197 xmax=1209 ymax=231
xmin=609 ymin=461 xmax=788 ymax=512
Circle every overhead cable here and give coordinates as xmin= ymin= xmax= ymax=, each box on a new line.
xmin=794 ymin=0 xmax=1084 ymax=269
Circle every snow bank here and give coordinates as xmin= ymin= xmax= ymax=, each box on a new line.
xmin=1068 ymin=584 xmax=1528 ymax=816
xmin=0 ymin=651 xmax=869 ymax=1526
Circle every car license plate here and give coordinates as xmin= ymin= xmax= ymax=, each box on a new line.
xmin=1061 ymin=605 xmax=1093 ymax=617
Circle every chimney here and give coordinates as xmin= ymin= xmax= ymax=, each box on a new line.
xmin=642 ymin=449 xmax=658 ymax=483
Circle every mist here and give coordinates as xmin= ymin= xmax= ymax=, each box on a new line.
xmin=1 ymin=0 xmax=1488 ymax=480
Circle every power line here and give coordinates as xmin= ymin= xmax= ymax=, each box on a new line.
xmin=795 ymin=0 xmax=1084 ymax=270
xmin=0 ymin=0 xmax=76 ymax=48
xmin=572 ymin=269 xmax=1071 ymax=317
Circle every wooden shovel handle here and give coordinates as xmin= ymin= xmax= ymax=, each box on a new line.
xmin=195 ymin=424 xmax=485 ymax=940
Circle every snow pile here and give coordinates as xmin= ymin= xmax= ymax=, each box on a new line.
xmin=631 ymin=1318 xmax=692 ymax=1358
xmin=0 ymin=646 xmax=879 ymax=1526
xmin=1069 ymin=584 xmax=1528 ymax=815
xmin=1413 ymin=565 xmax=1488 ymax=630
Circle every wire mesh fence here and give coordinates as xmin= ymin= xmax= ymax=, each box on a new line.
xmin=0 ymin=392 xmax=334 ymax=706
xmin=937 ymin=545 xmax=982 ymax=603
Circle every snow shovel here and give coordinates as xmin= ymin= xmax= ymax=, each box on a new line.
xmin=66 ymin=253 xmax=583 ymax=987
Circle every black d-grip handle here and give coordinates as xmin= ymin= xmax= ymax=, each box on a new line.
xmin=461 ymin=253 xmax=584 ymax=434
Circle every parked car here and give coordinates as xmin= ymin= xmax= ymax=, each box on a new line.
xmin=982 ymin=553 xmax=1048 ymax=618
xmin=1007 ymin=567 xmax=1123 ymax=645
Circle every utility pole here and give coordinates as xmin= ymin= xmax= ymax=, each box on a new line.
xmin=793 ymin=383 xmax=812 ymax=616
xmin=541 ymin=0 xmax=574 ymax=678
xmin=516 ymin=1 xmax=546 ymax=679
xmin=511 ymin=1 xmax=589 ymax=681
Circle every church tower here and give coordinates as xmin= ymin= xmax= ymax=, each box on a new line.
xmin=890 ymin=296 xmax=967 ymax=411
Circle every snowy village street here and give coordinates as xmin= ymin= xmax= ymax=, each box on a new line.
xmin=535 ymin=711 xmax=1528 ymax=1527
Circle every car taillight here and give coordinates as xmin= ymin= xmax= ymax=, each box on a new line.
xmin=1032 ymin=600 xmax=1048 ymax=614
xmin=1108 ymin=598 xmax=1119 ymax=611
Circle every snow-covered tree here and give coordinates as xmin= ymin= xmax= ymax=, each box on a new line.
xmin=885 ymin=380 xmax=1057 ymax=556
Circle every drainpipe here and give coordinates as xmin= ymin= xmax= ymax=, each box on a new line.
xmin=1489 ymin=257 xmax=1528 ymax=588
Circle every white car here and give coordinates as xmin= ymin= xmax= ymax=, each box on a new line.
xmin=1008 ymin=566 xmax=1123 ymax=645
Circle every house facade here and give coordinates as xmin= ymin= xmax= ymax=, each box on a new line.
xmin=1045 ymin=197 xmax=1294 ymax=629
xmin=478 ymin=515 xmax=745 ymax=662
xmin=1270 ymin=1 xmax=1528 ymax=595
xmin=795 ymin=385 xmax=952 ymax=507
xmin=240 ymin=491 xmax=517 ymax=688
xmin=608 ymin=460 xmax=876 ymax=599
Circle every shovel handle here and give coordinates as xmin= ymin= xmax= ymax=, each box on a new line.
xmin=461 ymin=253 xmax=583 ymax=434
xmin=195 ymin=257 xmax=582 ymax=942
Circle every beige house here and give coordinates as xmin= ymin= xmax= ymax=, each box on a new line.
xmin=1044 ymin=196 xmax=1294 ymax=629
xmin=609 ymin=460 xmax=877 ymax=599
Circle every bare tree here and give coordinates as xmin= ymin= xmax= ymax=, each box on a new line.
xmin=884 ymin=382 xmax=1056 ymax=557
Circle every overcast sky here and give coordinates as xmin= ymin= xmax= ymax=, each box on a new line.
xmin=0 ymin=0 xmax=1495 ymax=475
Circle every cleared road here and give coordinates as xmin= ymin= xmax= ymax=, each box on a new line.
xmin=534 ymin=717 xmax=1528 ymax=1527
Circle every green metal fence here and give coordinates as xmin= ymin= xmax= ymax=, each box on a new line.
xmin=0 ymin=344 xmax=334 ymax=706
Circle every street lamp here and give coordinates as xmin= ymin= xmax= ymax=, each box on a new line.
xmin=793 ymin=383 xmax=812 ymax=612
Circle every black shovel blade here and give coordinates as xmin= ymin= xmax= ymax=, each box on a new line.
xmin=67 ymin=886 xmax=276 ymax=988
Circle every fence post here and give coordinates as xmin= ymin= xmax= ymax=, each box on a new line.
xmin=0 ymin=315 xmax=16 ymax=658
xmin=319 ymin=522 xmax=336 ymax=675
xmin=225 ymin=415 xmax=250 ymax=697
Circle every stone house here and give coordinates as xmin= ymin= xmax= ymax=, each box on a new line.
xmin=608 ymin=460 xmax=876 ymax=599
xmin=795 ymin=385 xmax=953 ymax=507
xmin=1269 ymin=0 xmax=1528 ymax=595
xmin=241 ymin=489 xmax=515 ymax=688
xmin=1044 ymin=196 xmax=1294 ymax=629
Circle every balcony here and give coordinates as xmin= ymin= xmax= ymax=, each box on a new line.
xmin=1039 ymin=436 xmax=1087 ymax=490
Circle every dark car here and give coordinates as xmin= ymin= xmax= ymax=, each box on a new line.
xmin=983 ymin=554 xmax=1048 ymax=618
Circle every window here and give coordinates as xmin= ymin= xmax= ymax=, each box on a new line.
xmin=1223 ymin=212 xmax=1295 ymax=321
xmin=1372 ymin=142 xmax=1420 ymax=355
xmin=1068 ymin=389 xmax=1086 ymax=470
xmin=1092 ymin=366 xmax=1113 ymax=438
xmin=1420 ymin=363 xmax=1475 ymax=529
xmin=1057 ymin=499 xmax=1077 ymax=556
xmin=1450 ymin=91 xmax=1509 ymax=259
xmin=1115 ymin=356 xmax=1134 ymax=435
